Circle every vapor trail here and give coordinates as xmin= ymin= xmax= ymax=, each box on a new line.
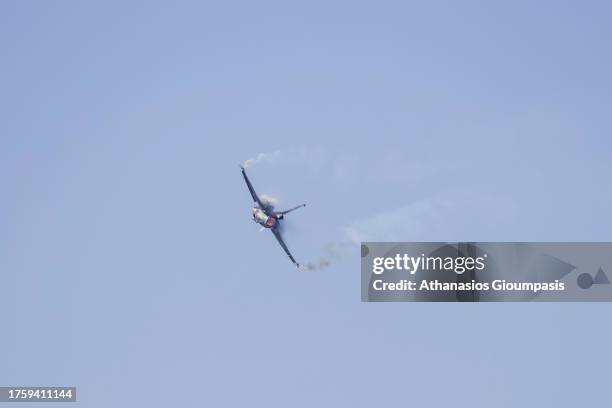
xmin=243 ymin=151 xmax=284 ymax=169
xmin=298 ymin=240 xmax=355 ymax=271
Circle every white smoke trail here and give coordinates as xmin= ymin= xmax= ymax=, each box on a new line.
xmin=258 ymin=194 xmax=278 ymax=210
xmin=243 ymin=151 xmax=284 ymax=169
xmin=299 ymin=191 xmax=516 ymax=271
xmin=343 ymin=190 xmax=518 ymax=243
xmin=300 ymin=259 xmax=331 ymax=271
xmin=242 ymin=147 xmax=330 ymax=172
xmin=298 ymin=240 xmax=355 ymax=271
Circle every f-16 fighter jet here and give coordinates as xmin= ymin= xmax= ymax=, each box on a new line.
xmin=240 ymin=166 xmax=305 ymax=267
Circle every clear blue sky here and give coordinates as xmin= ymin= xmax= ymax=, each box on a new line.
xmin=2 ymin=1 xmax=612 ymax=406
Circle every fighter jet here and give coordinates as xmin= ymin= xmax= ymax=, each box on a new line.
xmin=240 ymin=166 xmax=305 ymax=267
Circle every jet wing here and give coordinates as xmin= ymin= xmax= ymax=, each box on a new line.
xmin=271 ymin=228 xmax=299 ymax=267
xmin=240 ymin=166 xmax=265 ymax=209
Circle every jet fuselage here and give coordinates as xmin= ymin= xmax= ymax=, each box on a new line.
xmin=252 ymin=206 xmax=279 ymax=229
